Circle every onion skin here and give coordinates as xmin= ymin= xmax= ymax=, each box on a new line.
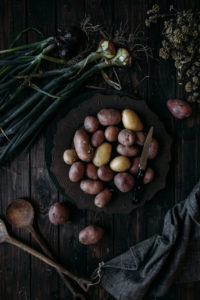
xmin=167 ymin=99 xmax=192 ymax=119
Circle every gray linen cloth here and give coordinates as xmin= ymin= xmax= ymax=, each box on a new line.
xmin=94 ymin=179 xmax=200 ymax=299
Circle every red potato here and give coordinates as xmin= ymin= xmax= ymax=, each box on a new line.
xmin=80 ymin=179 xmax=103 ymax=194
xmin=86 ymin=163 xmax=98 ymax=180
xmin=167 ymin=99 xmax=192 ymax=119
xmin=91 ymin=130 xmax=105 ymax=147
xmin=143 ymin=167 xmax=155 ymax=184
xmin=94 ymin=189 xmax=112 ymax=208
xmin=97 ymin=109 xmax=121 ymax=126
xmin=116 ymin=144 xmax=140 ymax=157
xmin=114 ymin=172 xmax=135 ymax=192
xmin=84 ymin=116 xmax=99 ymax=132
xmin=73 ymin=129 xmax=94 ymax=162
xmin=129 ymin=156 xmax=140 ymax=174
xmin=48 ymin=203 xmax=70 ymax=225
xmin=135 ymin=131 xmax=146 ymax=146
xmin=97 ymin=165 xmax=114 ymax=181
xmin=69 ymin=162 xmax=84 ymax=182
xmin=148 ymin=138 xmax=159 ymax=159
xmin=118 ymin=129 xmax=135 ymax=146
xmin=79 ymin=225 xmax=104 ymax=245
xmin=105 ymin=126 xmax=119 ymax=142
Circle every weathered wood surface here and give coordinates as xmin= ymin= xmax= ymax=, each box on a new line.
xmin=0 ymin=0 xmax=200 ymax=299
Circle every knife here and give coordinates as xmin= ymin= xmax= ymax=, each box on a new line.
xmin=132 ymin=126 xmax=154 ymax=204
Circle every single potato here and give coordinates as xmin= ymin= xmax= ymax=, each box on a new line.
xmin=79 ymin=225 xmax=104 ymax=245
xmin=167 ymin=99 xmax=192 ymax=119
xmin=135 ymin=131 xmax=146 ymax=146
xmin=63 ymin=149 xmax=78 ymax=165
xmin=91 ymin=130 xmax=105 ymax=147
xmin=69 ymin=162 xmax=85 ymax=182
xmin=122 ymin=109 xmax=143 ymax=131
xmin=86 ymin=163 xmax=98 ymax=180
xmin=118 ymin=129 xmax=135 ymax=146
xmin=80 ymin=179 xmax=103 ymax=194
xmin=73 ymin=129 xmax=94 ymax=162
xmin=143 ymin=167 xmax=155 ymax=184
xmin=94 ymin=189 xmax=112 ymax=208
xmin=105 ymin=126 xmax=119 ymax=142
xmin=97 ymin=109 xmax=121 ymax=126
xmin=93 ymin=142 xmax=112 ymax=167
xmin=129 ymin=156 xmax=140 ymax=174
xmin=114 ymin=172 xmax=135 ymax=192
xmin=110 ymin=156 xmax=131 ymax=172
xmin=84 ymin=116 xmax=99 ymax=132
xmin=116 ymin=144 xmax=139 ymax=157
xmin=48 ymin=203 xmax=70 ymax=225
xmin=148 ymin=138 xmax=159 ymax=159
xmin=97 ymin=165 xmax=114 ymax=181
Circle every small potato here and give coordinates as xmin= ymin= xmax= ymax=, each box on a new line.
xmin=167 ymin=99 xmax=192 ymax=119
xmin=84 ymin=116 xmax=99 ymax=133
xmin=122 ymin=109 xmax=143 ymax=131
xmin=79 ymin=225 xmax=104 ymax=245
xmin=143 ymin=168 xmax=155 ymax=184
xmin=86 ymin=163 xmax=98 ymax=180
xmin=94 ymin=189 xmax=112 ymax=208
xmin=73 ymin=129 xmax=94 ymax=162
xmin=97 ymin=165 xmax=114 ymax=181
xmin=93 ymin=142 xmax=112 ymax=167
xmin=148 ymin=138 xmax=159 ymax=159
xmin=129 ymin=156 xmax=140 ymax=174
xmin=91 ymin=130 xmax=105 ymax=147
xmin=114 ymin=172 xmax=135 ymax=192
xmin=110 ymin=156 xmax=131 ymax=172
xmin=116 ymin=144 xmax=139 ymax=157
xmin=48 ymin=203 xmax=70 ymax=225
xmin=135 ymin=131 xmax=146 ymax=146
xmin=63 ymin=149 xmax=78 ymax=165
xmin=118 ymin=129 xmax=135 ymax=146
xmin=105 ymin=126 xmax=119 ymax=142
xmin=80 ymin=179 xmax=103 ymax=194
xmin=97 ymin=109 xmax=121 ymax=126
xmin=69 ymin=162 xmax=85 ymax=182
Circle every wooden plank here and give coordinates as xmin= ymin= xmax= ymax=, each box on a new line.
xmin=0 ymin=1 xmax=31 ymax=300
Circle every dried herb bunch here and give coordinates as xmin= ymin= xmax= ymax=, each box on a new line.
xmin=146 ymin=4 xmax=200 ymax=103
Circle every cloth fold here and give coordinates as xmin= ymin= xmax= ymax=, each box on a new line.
xmin=96 ymin=179 xmax=200 ymax=300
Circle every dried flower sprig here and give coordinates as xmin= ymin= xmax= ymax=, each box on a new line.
xmin=146 ymin=4 xmax=200 ymax=102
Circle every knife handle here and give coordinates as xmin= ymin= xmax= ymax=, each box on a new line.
xmin=132 ymin=168 xmax=145 ymax=204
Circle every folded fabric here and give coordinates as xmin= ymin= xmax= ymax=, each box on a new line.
xmin=93 ymin=179 xmax=200 ymax=300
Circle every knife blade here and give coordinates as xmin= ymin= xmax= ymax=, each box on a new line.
xmin=132 ymin=126 xmax=154 ymax=204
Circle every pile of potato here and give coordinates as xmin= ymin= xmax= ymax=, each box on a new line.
xmin=63 ymin=108 xmax=159 ymax=208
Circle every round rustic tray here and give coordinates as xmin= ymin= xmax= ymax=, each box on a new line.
xmin=45 ymin=91 xmax=172 ymax=214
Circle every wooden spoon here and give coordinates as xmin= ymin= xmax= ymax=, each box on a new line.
xmin=4 ymin=201 xmax=91 ymax=295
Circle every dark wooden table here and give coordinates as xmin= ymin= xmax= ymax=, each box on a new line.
xmin=0 ymin=0 xmax=200 ymax=299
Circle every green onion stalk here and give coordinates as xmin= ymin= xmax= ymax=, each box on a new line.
xmin=0 ymin=47 xmax=131 ymax=164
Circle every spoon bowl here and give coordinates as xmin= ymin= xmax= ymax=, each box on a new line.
xmin=6 ymin=199 xmax=34 ymax=228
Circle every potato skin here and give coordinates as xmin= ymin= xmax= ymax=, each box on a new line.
xmin=148 ymin=138 xmax=159 ymax=159
xmin=93 ymin=142 xmax=112 ymax=167
xmin=79 ymin=225 xmax=104 ymax=245
xmin=97 ymin=109 xmax=121 ymax=126
xmin=80 ymin=179 xmax=103 ymax=194
xmin=110 ymin=156 xmax=131 ymax=172
xmin=69 ymin=162 xmax=85 ymax=182
xmin=86 ymin=163 xmax=98 ymax=180
xmin=105 ymin=126 xmax=119 ymax=142
xmin=116 ymin=144 xmax=139 ymax=157
xmin=167 ymin=99 xmax=192 ymax=119
xmin=91 ymin=130 xmax=105 ymax=147
xmin=118 ymin=129 xmax=135 ymax=146
xmin=129 ymin=156 xmax=140 ymax=174
xmin=73 ymin=129 xmax=94 ymax=162
xmin=143 ymin=168 xmax=155 ymax=184
xmin=114 ymin=172 xmax=135 ymax=192
xmin=48 ymin=203 xmax=70 ymax=225
xmin=94 ymin=189 xmax=112 ymax=208
xmin=135 ymin=131 xmax=146 ymax=146
xmin=97 ymin=165 xmax=114 ymax=181
xmin=84 ymin=116 xmax=99 ymax=132
xmin=122 ymin=109 xmax=143 ymax=131
xmin=63 ymin=149 xmax=78 ymax=165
